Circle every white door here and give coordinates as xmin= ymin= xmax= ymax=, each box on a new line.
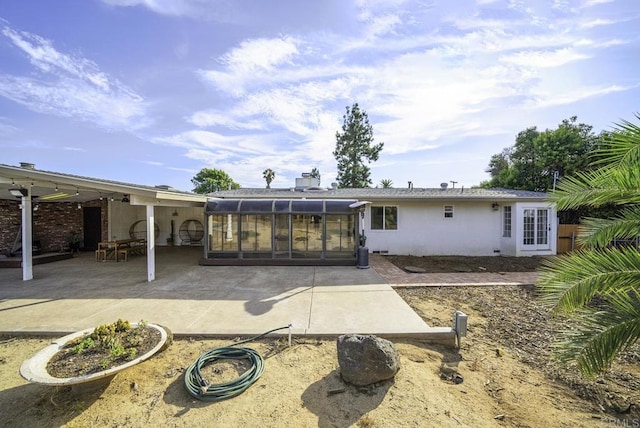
xmin=523 ymin=208 xmax=550 ymax=250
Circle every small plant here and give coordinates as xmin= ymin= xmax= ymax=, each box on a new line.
xmin=114 ymin=319 xmax=131 ymax=332
xmin=73 ymin=337 xmax=95 ymax=354
xmin=110 ymin=343 xmax=126 ymax=358
xmin=92 ymin=323 xmax=116 ymax=339
xmin=100 ymin=358 xmax=109 ymax=370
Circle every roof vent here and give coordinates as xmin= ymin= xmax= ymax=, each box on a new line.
xmin=20 ymin=162 xmax=35 ymax=169
xmin=440 ymin=182 xmax=448 ymax=190
xmin=155 ymin=184 xmax=171 ymax=190
xmin=303 ymin=186 xmax=327 ymax=192
xmin=330 ymin=182 xmax=338 ymax=190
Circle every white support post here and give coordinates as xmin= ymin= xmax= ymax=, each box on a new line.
xmin=22 ymin=194 xmax=33 ymax=281
xmin=146 ymin=204 xmax=156 ymax=282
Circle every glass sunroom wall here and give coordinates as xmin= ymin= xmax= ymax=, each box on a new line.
xmin=208 ymin=214 xmax=239 ymax=256
xmin=274 ymin=214 xmax=290 ymax=258
xmin=292 ymin=214 xmax=322 ymax=258
xmin=325 ymin=214 xmax=355 ymax=258
xmin=240 ymin=214 xmax=272 ymax=258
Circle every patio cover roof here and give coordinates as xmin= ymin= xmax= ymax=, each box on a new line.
xmin=0 ymin=163 xmax=206 ymax=206
xmin=205 ymin=199 xmax=359 ymax=215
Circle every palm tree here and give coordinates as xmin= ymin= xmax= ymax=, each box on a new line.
xmin=379 ymin=179 xmax=393 ymax=188
xmin=538 ymin=113 xmax=640 ymax=376
xmin=263 ymin=169 xmax=275 ymax=189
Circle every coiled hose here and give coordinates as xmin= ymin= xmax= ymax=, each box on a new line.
xmin=184 ymin=325 xmax=291 ymax=402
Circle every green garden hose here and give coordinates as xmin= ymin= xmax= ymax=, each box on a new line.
xmin=184 ymin=325 xmax=291 ymax=402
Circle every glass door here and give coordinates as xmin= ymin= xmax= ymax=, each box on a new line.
xmin=523 ymin=208 xmax=550 ymax=250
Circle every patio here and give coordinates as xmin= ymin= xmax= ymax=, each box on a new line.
xmin=0 ymin=247 xmax=453 ymax=343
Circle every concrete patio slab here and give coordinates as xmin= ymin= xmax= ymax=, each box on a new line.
xmin=0 ymin=248 xmax=452 ymax=342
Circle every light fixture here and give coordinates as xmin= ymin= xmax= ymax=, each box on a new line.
xmin=491 ymin=203 xmax=499 ymax=211
xmin=11 ymin=179 xmax=15 ymax=185
xmin=34 ymin=204 xmax=39 ymax=211
xmin=77 ymin=202 xmax=82 ymax=209
xmin=55 ymin=184 xmax=58 ymax=191
xmin=172 ymin=209 xmax=179 ymax=216
xmin=30 ymin=181 xmax=34 ymax=187
xmin=76 ymin=188 xmax=79 ymax=196
xmin=121 ymin=194 xmax=130 ymax=203
xmin=99 ymin=193 xmax=103 ymax=201
xmin=110 ymin=196 xmax=114 ymax=202
xmin=9 ymin=187 xmax=28 ymax=197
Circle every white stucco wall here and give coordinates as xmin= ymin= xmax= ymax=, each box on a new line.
xmin=363 ymin=199 xmax=557 ymax=257
xmin=109 ymin=202 xmax=205 ymax=245
xmin=364 ymin=200 xmax=503 ymax=256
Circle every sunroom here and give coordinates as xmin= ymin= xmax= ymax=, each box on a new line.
xmin=201 ymin=199 xmax=361 ymax=265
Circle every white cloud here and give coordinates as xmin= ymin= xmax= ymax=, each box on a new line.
xmin=199 ymin=37 xmax=300 ymax=96
xmin=527 ymin=84 xmax=630 ymax=108
xmin=221 ymin=37 xmax=300 ymax=72
xmin=0 ymin=24 xmax=148 ymax=130
xmin=188 ymin=110 xmax=266 ymax=130
xmin=100 ymin=0 xmax=239 ymax=21
xmin=3 ymin=27 xmax=110 ymax=90
xmin=500 ymin=48 xmax=591 ymax=68
xmin=0 ymin=75 xmax=147 ymax=129
xmin=62 ymin=146 xmax=86 ymax=152
xmin=581 ymin=0 xmax=614 ymax=7
xmin=580 ymin=18 xmax=614 ymax=28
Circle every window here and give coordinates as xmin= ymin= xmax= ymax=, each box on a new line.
xmin=371 ymin=206 xmax=398 ymax=230
xmin=503 ymin=206 xmax=512 ymax=237
xmin=444 ymin=205 xmax=454 ymax=218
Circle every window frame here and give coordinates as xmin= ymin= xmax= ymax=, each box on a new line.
xmin=370 ymin=205 xmax=398 ymax=230
xmin=503 ymin=205 xmax=512 ymax=238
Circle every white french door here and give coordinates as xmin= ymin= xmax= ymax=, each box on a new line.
xmin=523 ymin=208 xmax=550 ymax=250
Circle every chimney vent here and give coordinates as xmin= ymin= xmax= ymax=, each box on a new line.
xmin=20 ymin=162 xmax=35 ymax=169
xmin=331 ymin=182 xmax=338 ymax=190
xmin=440 ymin=182 xmax=448 ymax=190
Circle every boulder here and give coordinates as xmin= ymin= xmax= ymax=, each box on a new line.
xmin=337 ymin=334 xmax=400 ymax=386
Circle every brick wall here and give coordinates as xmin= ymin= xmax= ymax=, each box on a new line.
xmin=0 ymin=199 xmax=108 ymax=254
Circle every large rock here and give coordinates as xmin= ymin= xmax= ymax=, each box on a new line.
xmin=337 ymin=334 xmax=400 ymax=386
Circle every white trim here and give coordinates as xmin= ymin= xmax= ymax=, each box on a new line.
xmin=146 ymin=205 xmax=156 ymax=282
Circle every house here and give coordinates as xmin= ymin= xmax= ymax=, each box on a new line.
xmin=203 ymin=177 xmax=557 ymax=265
xmin=1 ymin=163 xmax=556 ymax=279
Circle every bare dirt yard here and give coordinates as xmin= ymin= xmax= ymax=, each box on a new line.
xmin=385 ymin=255 xmax=544 ymax=273
xmin=1 ymin=256 xmax=639 ymax=427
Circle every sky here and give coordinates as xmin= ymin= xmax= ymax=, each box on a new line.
xmin=0 ymin=0 xmax=638 ymax=191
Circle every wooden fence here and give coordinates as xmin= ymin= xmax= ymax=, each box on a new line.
xmin=557 ymin=224 xmax=580 ymax=254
